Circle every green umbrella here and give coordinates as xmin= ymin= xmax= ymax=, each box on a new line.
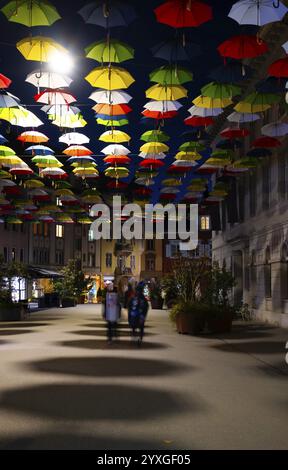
xmin=149 ymin=65 xmax=193 ymax=85
xmin=97 ymin=118 xmax=129 ymax=127
xmin=140 ymin=130 xmax=170 ymax=143
xmin=244 ymin=92 xmax=281 ymax=106
xmin=85 ymin=39 xmax=134 ymax=63
xmin=233 ymin=158 xmax=259 ymax=168
xmin=54 ymin=181 xmax=72 ymax=189
xmin=211 ymin=149 xmax=233 ymax=159
xmin=1 ymin=0 xmax=61 ymax=27
xmin=179 ymin=141 xmax=205 ymax=152
xmin=201 ymin=82 xmax=241 ymax=99
xmin=0 ymin=145 xmax=16 ymax=156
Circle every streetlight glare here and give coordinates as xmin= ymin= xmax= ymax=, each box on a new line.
xmin=48 ymin=51 xmax=74 ymax=74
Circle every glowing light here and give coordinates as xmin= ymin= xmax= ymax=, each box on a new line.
xmin=48 ymin=52 xmax=74 ymax=74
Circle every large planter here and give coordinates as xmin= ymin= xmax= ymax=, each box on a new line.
xmin=0 ymin=304 xmax=25 ymax=321
xmin=61 ymin=298 xmax=77 ymax=308
xmin=151 ymin=298 xmax=164 ymax=310
xmin=77 ymin=294 xmax=86 ymax=305
xmin=206 ymin=310 xmax=233 ymax=334
xmin=176 ymin=313 xmax=205 ymax=335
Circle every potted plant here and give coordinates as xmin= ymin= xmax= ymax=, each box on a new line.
xmin=169 ymin=301 xmax=207 ymax=335
xmin=53 ymin=260 xmax=91 ymax=308
xmin=149 ymin=280 xmax=164 ymax=309
xmin=162 ymin=274 xmax=177 ymax=308
xmin=0 ymin=256 xmax=29 ymax=321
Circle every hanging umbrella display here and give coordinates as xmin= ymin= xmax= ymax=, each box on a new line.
xmin=228 ymin=0 xmax=288 ymax=26
xmin=201 ymin=82 xmax=241 ymax=98
xmin=26 ymin=144 xmax=54 ymax=155
xmin=1 ymin=0 xmax=61 ymax=27
xmin=101 ymin=144 xmax=130 ymax=156
xmin=218 ymin=35 xmax=268 ymax=60
xmin=78 ymin=1 xmax=137 ymax=28
xmin=40 ymin=167 xmax=68 ymax=179
xmin=0 ymin=156 xmax=22 ymax=166
xmin=209 ymin=61 xmax=252 ymax=83
xmin=139 ymin=159 xmax=164 ymax=169
xmin=192 ymin=95 xmax=233 ymax=108
xmin=96 ymin=117 xmax=128 ymax=126
xmin=146 ymin=84 xmax=187 ymax=101
xmin=89 ymin=89 xmax=132 ymax=104
xmin=261 ymin=122 xmax=288 ymax=137
xmin=151 ymin=38 xmax=201 ymax=62
xmin=227 ymin=111 xmax=260 ymax=123
xmin=144 ymin=100 xmax=182 ymax=112
xmin=35 ymin=89 xmax=76 ymax=105
xmin=149 ymin=66 xmax=193 ymax=85
xmin=26 ymin=70 xmax=73 ymax=89
xmin=93 ymin=103 xmax=132 ymax=115
xmin=0 ymin=106 xmax=43 ymax=127
xmin=52 ymin=114 xmax=87 ymax=128
xmin=0 ymin=73 xmax=11 ymax=89
xmin=67 ymin=157 xmax=96 ymax=166
xmin=268 ymin=57 xmax=288 ymax=78
xmin=85 ymin=39 xmax=134 ymax=63
xmin=234 ymin=101 xmax=270 ymax=113
xmin=10 ymin=165 xmax=34 ymax=176
xmin=0 ymin=145 xmax=16 ymax=156
xmin=59 ymin=132 xmax=90 ymax=146
xmin=154 ymin=0 xmax=212 ymax=28
xmin=17 ymin=36 xmax=68 ymax=62
xmin=179 ymin=141 xmax=205 ymax=152
xmin=252 ymin=136 xmax=281 ymax=148
xmin=104 ymin=155 xmax=131 ymax=165
xmin=139 ymin=152 xmax=166 ymax=160
xmin=184 ymin=116 xmax=214 ymax=126
xmin=140 ymin=130 xmax=169 ymax=143
xmin=85 ymin=66 xmax=135 ymax=89
xmin=188 ymin=105 xmax=223 ymax=117
xmin=175 ymin=151 xmax=202 ymax=161
xmin=244 ymin=91 xmax=281 ymax=106
xmin=140 ymin=142 xmax=169 ymax=154
xmin=220 ymin=127 xmax=250 ymax=139
xmin=142 ymin=109 xmax=178 ymax=119
xmin=0 ymin=92 xmax=20 ymax=108
xmin=24 ymin=179 xmax=45 ymax=188
xmin=18 ymin=131 xmax=49 ymax=143
xmin=63 ymin=145 xmax=93 ymax=157
xmin=32 ymin=156 xmax=62 ymax=168
xmin=99 ymin=130 xmax=131 ymax=143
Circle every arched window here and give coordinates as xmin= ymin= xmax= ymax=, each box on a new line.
xmin=281 ymin=243 xmax=288 ymax=299
xmin=264 ymin=247 xmax=272 ymax=298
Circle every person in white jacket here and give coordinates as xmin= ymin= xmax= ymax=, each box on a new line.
xmin=103 ymin=284 xmax=121 ymax=343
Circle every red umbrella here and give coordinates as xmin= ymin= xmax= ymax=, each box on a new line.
xmin=160 ymin=193 xmax=177 ymax=201
xmin=167 ymin=165 xmax=189 ymax=174
xmin=220 ymin=127 xmax=250 ymax=139
xmin=104 ymin=155 xmax=131 ymax=164
xmin=34 ymin=89 xmax=76 ymax=105
xmin=268 ymin=57 xmax=288 ymax=78
xmin=0 ymin=73 xmax=12 ymax=89
xmin=142 ymin=109 xmax=178 ymax=119
xmin=184 ymin=116 xmax=214 ymax=127
xmin=93 ymin=104 xmax=132 ymax=115
xmin=252 ymin=136 xmax=281 ymax=148
xmin=3 ymin=187 xmax=21 ymax=195
xmin=154 ymin=0 xmax=212 ymax=28
xmin=139 ymin=159 xmax=165 ymax=169
xmin=135 ymin=187 xmax=152 ymax=196
xmin=106 ymin=180 xmax=128 ymax=189
xmin=218 ymin=35 xmax=268 ymax=60
xmin=10 ymin=168 xmax=34 ymax=176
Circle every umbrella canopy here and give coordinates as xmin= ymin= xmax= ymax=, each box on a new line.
xmin=227 ymin=111 xmax=261 ymax=123
xmin=101 ymin=144 xmax=130 ymax=156
xmin=89 ymin=89 xmax=132 ymax=104
xmin=32 ymin=155 xmax=62 ymax=168
xmin=252 ymin=136 xmax=281 ymax=148
xmin=268 ymin=57 xmax=288 ymax=78
xmin=154 ymin=0 xmax=212 ymax=28
xmin=104 ymin=166 xmax=129 ymax=178
xmin=234 ymin=101 xmax=270 ymax=113
xmin=151 ymin=38 xmax=201 ymax=62
xmin=179 ymin=141 xmax=205 ymax=152
xmin=59 ymin=132 xmax=90 ymax=145
xmin=140 ymin=130 xmax=169 ymax=143
xmin=261 ymin=122 xmax=288 ymax=137
xmin=26 ymin=70 xmax=73 ymax=89
xmin=0 ymin=106 xmax=43 ymax=127
xmin=85 ymin=39 xmax=134 ymax=63
xmin=24 ymin=179 xmax=45 ymax=188
xmin=40 ymin=167 xmax=67 ymax=179
xmin=93 ymin=103 xmax=132 ymax=115
xmin=35 ymin=89 xmax=76 ymax=105
xmin=17 ymin=36 xmax=68 ymax=62
xmin=146 ymin=84 xmax=187 ymax=101
xmin=0 ymin=145 xmax=16 ymax=156
xmin=0 ymin=92 xmax=20 ymax=108
xmin=218 ymin=35 xmax=268 ymax=59
xmin=139 ymin=159 xmax=164 ymax=169
xmin=140 ymin=142 xmax=169 ymax=153
xmin=244 ymin=91 xmax=280 ymax=105
xmin=184 ymin=116 xmax=214 ymax=126
xmin=201 ymin=82 xmax=241 ymax=98
xmin=220 ymin=127 xmax=250 ymax=139
xmin=228 ymin=0 xmax=288 ymax=26
xmin=96 ymin=118 xmax=128 ymax=127
xmin=0 ymin=73 xmax=11 ymax=89
xmin=209 ymin=61 xmax=252 ymax=83
xmin=188 ymin=105 xmax=223 ymax=117
xmin=104 ymin=155 xmax=131 ymax=165
xmin=52 ymin=114 xmax=87 ymax=128
xmin=18 ymin=131 xmax=49 ymax=143
xmin=26 ymin=144 xmax=54 ymax=155
xmin=149 ymin=66 xmax=193 ymax=85
xmin=78 ymin=1 xmax=137 ymax=28
xmin=99 ymin=130 xmax=130 ymax=143
xmin=142 ymin=109 xmax=178 ymax=119
xmin=192 ymin=95 xmax=232 ymax=108
xmin=144 ymin=101 xmax=182 ymax=112
xmin=1 ymin=0 xmax=61 ymax=27
xmin=85 ymin=66 xmax=135 ymax=89
xmin=63 ymin=145 xmax=93 ymax=157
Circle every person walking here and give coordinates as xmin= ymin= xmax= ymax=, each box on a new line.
xmin=128 ymin=282 xmax=148 ymax=346
xmin=103 ymin=284 xmax=121 ymax=344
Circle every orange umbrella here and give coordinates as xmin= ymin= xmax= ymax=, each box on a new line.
xmin=17 ymin=131 xmax=49 ymax=143
xmin=63 ymin=145 xmax=93 ymax=157
xmin=104 ymin=155 xmax=131 ymax=164
xmin=92 ymin=103 xmax=132 ymax=116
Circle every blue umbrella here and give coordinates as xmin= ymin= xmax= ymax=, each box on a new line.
xmin=67 ymin=156 xmax=96 ymax=164
xmin=78 ymin=0 xmax=137 ymax=27
xmin=256 ymin=77 xmax=286 ymax=94
xmin=95 ymin=113 xmax=128 ymax=121
xmin=209 ymin=61 xmax=252 ymax=83
xmin=151 ymin=39 xmax=201 ymax=62
xmin=25 ymin=145 xmax=54 ymax=155
xmin=246 ymin=148 xmax=272 ymax=158
xmin=0 ymin=134 xmax=8 ymax=144
xmin=216 ymin=139 xmax=242 ymax=150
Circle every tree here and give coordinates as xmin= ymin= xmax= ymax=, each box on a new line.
xmin=203 ymin=261 xmax=235 ymax=307
xmin=170 ymin=256 xmax=211 ymax=303
xmin=53 ymin=260 xmax=91 ymax=300
xmin=0 ymin=255 xmax=28 ymax=304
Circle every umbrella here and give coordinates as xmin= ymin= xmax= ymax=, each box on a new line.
xmin=179 ymin=141 xmax=205 ymax=152
xmin=26 ymin=70 xmax=73 ymax=89
xmin=252 ymin=136 xmax=281 ymax=148
xmin=228 ymin=0 xmax=288 ymax=26
xmin=261 ymin=122 xmax=288 ymax=137
xmin=104 ymin=155 xmax=131 ymax=165
xmin=0 ymin=145 xmax=16 ymax=156
xmin=184 ymin=116 xmax=214 ymax=126
xmin=99 ymin=130 xmax=130 ymax=143
xmin=95 ymin=112 xmax=128 ymax=121
xmin=59 ymin=132 xmax=90 ymax=146
xmin=192 ymin=95 xmax=232 ymax=108
xmin=0 ymin=169 xmax=11 ymax=178
xmin=140 ymin=130 xmax=169 ymax=143
xmin=218 ymin=35 xmax=268 ymax=60
xmin=154 ymin=0 xmax=212 ymax=28
xmin=93 ymin=103 xmax=132 ymax=115
xmin=52 ymin=114 xmax=87 ymax=128
xmin=63 ymin=145 xmax=93 ymax=157
xmin=85 ymin=66 xmax=135 ymax=89
xmin=256 ymin=77 xmax=286 ymax=93
xmin=162 ymin=178 xmax=182 ymax=187
xmin=104 ymin=167 xmax=129 ymax=178
xmin=18 ymin=131 xmax=49 ymax=143
xmin=0 ymin=73 xmax=11 ymax=89
xmin=220 ymin=127 xmax=250 ymax=139
xmin=24 ymin=179 xmax=45 ymax=188
xmin=0 ymin=91 xmax=20 ymax=107
xmin=1 ymin=0 xmax=61 ymax=27
xmin=17 ymin=36 xmax=68 ymax=62
xmin=268 ymin=57 xmax=288 ymax=78
xmin=140 ymin=142 xmax=169 ymax=153
xmin=175 ymin=151 xmax=201 ymax=160
xmin=142 ymin=109 xmax=178 ymax=120
xmin=35 ymin=89 xmax=76 ymax=105
xmin=139 ymin=159 xmax=164 ymax=169
xmin=78 ymin=1 xmax=137 ymax=28
xmin=201 ymin=82 xmax=241 ymax=99
xmin=67 ymin=157 xmax=96 ymax=165
xmin=85 ymin=39 xmax=134 ymax=63
xmin=0 ymin=106 xmax=43 ymax=127
xmin=209 ymin=61 xmax=252 ymax=83
xmin=89 ymin=89 xmax=132 ymax=104
xmin=101 ymin=144 xmax=130 ymax=156
xmin=227 ymin=111 xmax=261 ymax=123
xmin=26 ymin=144 xmax=54 ymax=155
xmin=244 ymin=91 xmax=281 ymax=105
xmin=40 ymin=167 xmax=67 ymax=179
xmin=10 ymin=165 xmax=33 ymax=176
xmin=144 ymin=101 xmax=182 ymax=112
xmin=151 ymin=38 xmax=201 ymax=62
xmin=0 ymin=134 xmax=8 ymax=144
xmin=42 ymin=105 xmax=81 ymax=118
xmin=188 ymin=105 xmax=223 ymax=117
xmin=149 ymin=66 xmax=193 ymax=85
xmin=234 ymin=101 xmax=270 ymax=113
xmin=32 ymin=156 xmax=62 ymax=168
xmin=146 ymin=84 xmax=187 ymax=101
xmin=139 ymin=152 xmax=166 ymax=159
xmin=97 ymin=118 xmax=128 ymax=127
xmin=0 ymin=156 xmax=22 ymax=165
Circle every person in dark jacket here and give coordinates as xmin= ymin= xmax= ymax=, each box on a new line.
xmin=128 ymin=282 xmax=148 ymax=345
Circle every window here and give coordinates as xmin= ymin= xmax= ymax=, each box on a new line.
xmin=146 ymin=255 xmax=155 ymax=272
xmin=89 ymin=254 xmax=95 ymax=267
xmin=264 ymin=247 xmax=272 ymax=298
xmin=56 ymin=250 xmax=64 ymax=265
xmin=56 ymin=225 xmax=64 ymax=238
xmin=200 ymin=216 xmax=210 ymax=231
xmin=3 ymin=247 xmax=8 ymax=262
xmin=130 ymin=255 xmax=136 ymax=271
xmin=146 ymin=239 xmax=155 ymax=251
xmin=88 ymin=230 xmax=94 ymax=241
xmin=281 ymin=244 xmax=288 ymax=299
xmin=11 ymin=248 xmax=16 ymax=261
xmin=44 ymin=223 xmax=49 ymax=237
xmin=106 ymin=253 xmax=112 ymax=268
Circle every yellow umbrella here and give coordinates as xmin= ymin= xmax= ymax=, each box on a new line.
xmin=54 ymin=188 xmax=75 ymax=196
xmin=193 ymin=95 xmax=233 ymax=108
xmin=24 ymin=179 xmax=45 ymax=188
xmin=73 ymin=167 xmax=99 ymax=176
xmin=146 ymin=84 xmax=187 ymax=101
xmin=0 ymin=107 xmax=43 ymax=127
xmin=234 ymin=101 xmax=271 ymax=113
xmin=0 ymin=156 xmax=23 ymax=165
xmin=206 ymin=158 xmax=231 ymax=166
xmin=140 ymin=142 xmax=169 ymax=153
xmin=104 ymin=167 xmax=129 ymax=178
xmin=99 ymin=130 xmax=131 ymax=143
xmin=161 ymin=178 xmax=182 ymax=187
xmin=17 ymin=36 xmax=68 ymax=62
xmin=85 ymin=66 xmax=135 ymax=89
xmin=175 ymin=151 xmax=202 ymax=160
xmin=52 ymin=114 xmax=87 ymax=128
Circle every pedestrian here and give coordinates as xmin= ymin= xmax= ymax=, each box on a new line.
xmin=128 ymin=282 xmax=149 ymax=346
xmin=103 ymin=284 xmax=121 ymax=344
xmin=124 ymin=283 xmax=135 ymax=309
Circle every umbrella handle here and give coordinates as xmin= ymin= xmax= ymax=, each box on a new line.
xmin=273 ymin=0 xmax=279 ymax=7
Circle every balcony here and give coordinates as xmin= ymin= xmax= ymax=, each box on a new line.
xmin=114 ymin=242 xmax=133 ymax=256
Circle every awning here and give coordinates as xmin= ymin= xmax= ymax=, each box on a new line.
xmin=28 ymin=266 xmax=63 ymax=279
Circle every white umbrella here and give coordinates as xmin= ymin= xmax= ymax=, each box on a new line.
xmin=228 ymin=0 xmax=288 ymax=26
xmin=40 ymin=168 xmax=67 ymax=177
xmin=26 ymin=70 xmax=73 ymax=89
xmin=135 ymin=177 xmax=155 ymax=186
xmin=282 ymin=41 xmax=288 ymax=54
xmin=160 ymin=187 xmax=180 ymax=194
xmin=0 ymin=92 xmax=20 ymax=108
xmin=36 ymin=90 xmax=76 ymax=106
xmin=59 ymin=132 xmax=90 ymax=145
xmin=28 ymin=189 xmax=49 ymax=196
xmin=139 ymin=152 xmax=166 ymax=159
xmin=261 ymin=121 xmax=288 ymax=137
xmin=227 ymin=111 xmax=261 ymax=123
xmin=89 ymin=89 xmax=132 ymax=104
xmin=0 ymin=179 xmax=16 ymax=187
xmin=52 ymin=115 xmax=87 ymax=128
xmin=188 ymin=105 xmax=223 ymax=117
xmin=173 ymin=160 xmax=197 ymax=167
xmin=144 ymin=100 xmax=182 ymax=112
xmin=101 ymin=144 xmax=130 ymax=156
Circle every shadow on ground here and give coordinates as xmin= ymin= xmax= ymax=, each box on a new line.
xmin=26 ymin=356 xmax=189 ymax=377
xmin=0 ymin=323 xmax=48 ymax=329
xmin=55 ymin=339 xmax=169 ymax=350
xmin=250 ymin=363 xmax=288 ymax=378
xmin=211 ymin=340 xmax=287 ymax=355
xmin=0 ymin=329 xmax=35 ymax=336
xmin=71 ymin=329 xmax=154 ymax=338
xmin=0 ymin=383 xmax=201 ymax=420
xmin=84 ymin=322 xmax=153 ymax=330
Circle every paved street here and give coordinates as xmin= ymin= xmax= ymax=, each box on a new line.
xmin=0 ymin=305 xmax=287 ymax=450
